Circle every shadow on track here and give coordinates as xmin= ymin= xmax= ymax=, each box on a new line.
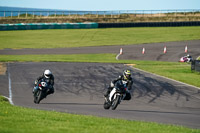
xmin=131 ymin=72 xmax=191 ymax=103
xmin=41 ymin=102 xmax=102 ymax=106
xmin=118 ymin=109 xmax=199 ymax=115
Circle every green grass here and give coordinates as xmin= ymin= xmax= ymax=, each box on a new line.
xmin=0 ymin=26 xmax=200 ymax=49
xmin=0 ymin=54 xmax=199 ymax=87
xmin=1 ymin=27 xmax=200 ymax=132
xmin=0 ymin=54 xmax=117 ymax=62
xmin=134 ymin=61 xmax=200 ymax=87
xmin=0 ymin=96 xmax=199 ymax=133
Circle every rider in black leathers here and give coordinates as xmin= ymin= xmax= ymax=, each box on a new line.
xmin=104 ymin=69 xmax=133 ymax=100
xmin=33 ymin=69 xmax=54 ymax=95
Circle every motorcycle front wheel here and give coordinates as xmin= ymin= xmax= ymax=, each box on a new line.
xmin=111 ymin=95 xmax=120 ymax=110
xmin=34 ymin=90 xmax=42 ymax=104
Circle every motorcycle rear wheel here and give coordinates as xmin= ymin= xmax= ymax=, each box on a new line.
xmin=103 ymin=101 xmax=111 ymax=109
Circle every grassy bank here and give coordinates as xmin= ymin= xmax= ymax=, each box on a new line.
xmin=0 ymin=54 xmax=199 ymax=87
xmin=0 ymin=96 xmax=199 ymax=133
xmin=0 ymin=26 xmax=200 ymax=49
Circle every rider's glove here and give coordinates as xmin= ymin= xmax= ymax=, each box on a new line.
xmin=34 ymin=80 xmax=38 ymax=85
xmin=110 ymin=82 xmax=114 ymax=87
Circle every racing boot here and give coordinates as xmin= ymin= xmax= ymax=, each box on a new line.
xmin=104 ymin=90 xmax=111 ymax=103
xmin=32 ymin=86 xmax=38 ymax=94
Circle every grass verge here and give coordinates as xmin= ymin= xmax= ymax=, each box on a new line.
xmin=0 ymin=54 xmax=199 ymax=87
xmin=0 ymin=26 xmax=200 ymax=49
xmin=0 ymin=96 xmax=199 ymax=133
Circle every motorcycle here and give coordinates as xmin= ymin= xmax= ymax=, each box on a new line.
xmin=179 ymin=56 xmax=193 ymax=62
xmin=104 ymin=80 xmax=127 ymax=110
xmin=33 ymin=79 xmax=49 ymax=104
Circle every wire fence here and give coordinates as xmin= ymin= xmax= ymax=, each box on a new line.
xmin=0 ymin=9 xmax=200 ymax=23
xmin=1 ymin=9 xmax=200 ymax=18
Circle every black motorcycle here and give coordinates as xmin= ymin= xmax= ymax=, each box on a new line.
xmin=33 ymin=79 xmax=49 ymax=104
xmin=104 ymin=80 xmax=127 ymax=110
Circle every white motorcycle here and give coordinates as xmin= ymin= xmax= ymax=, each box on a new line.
xmin=104 ymin=80 xmax=127 ymax=110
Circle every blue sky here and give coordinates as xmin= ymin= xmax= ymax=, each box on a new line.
xmin=0 ymin=0 xmax=199 ymax=11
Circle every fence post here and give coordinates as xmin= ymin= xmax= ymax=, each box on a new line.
xmin=175 ymin=10 xmax=177 ymax=17
xmin=160 ymin=10 xmax=161 ymax=22
xmin=4 ymin=11 xmax=5 ymax=18
xmin=26 ymin=12 xmax=27 ymax=18
xmin=11 ymin=11 xmax=12 ymax=18
xmin=143 ymin=10 xmax=144 ymax=17
xmin=193 ymin=10 xmax=195 ymax=21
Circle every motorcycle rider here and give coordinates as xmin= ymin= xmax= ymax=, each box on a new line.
xmin=33 ymin=69 xmax=54 ymax=96
xmin=182 ymin=54 xmax=193 ymax=62
xmin=104 ymin=69 xmax=133 ymax=100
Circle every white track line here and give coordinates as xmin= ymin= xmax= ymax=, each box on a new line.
xmin=128 ymin=66 xmax=200 ymax=90
xmin=116 ymin=53 xmax=121 ymax=60
xmin=7 ymin=63 xmax=14 ymax=105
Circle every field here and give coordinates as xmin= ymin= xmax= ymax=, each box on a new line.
xmin=1 ymin=96 xmax=199 ymax=133
xmin=0 ymin=26 xmax=200 ymax=49
xmin=0 ymin=26 xmax=200 ymax=132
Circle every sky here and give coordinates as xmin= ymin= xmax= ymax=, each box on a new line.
xmin=0 ymin=0 xmax=200 ymax=11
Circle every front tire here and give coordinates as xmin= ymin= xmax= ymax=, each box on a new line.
xmin=34 ymin=90 xmax=42 ymax=104
xmin=111 ymin=95 xmax=120 ymax=110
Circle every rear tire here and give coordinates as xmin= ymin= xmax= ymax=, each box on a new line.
xmin=103 ymin=101 xmax=111 ymax=110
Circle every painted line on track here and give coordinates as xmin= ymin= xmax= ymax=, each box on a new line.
xmin=126 ymin=65 xmax=200 ymax=90
xmin=7 ymin=63 xmax=14 ymax=105
xmin=116 ymin=53 xmax=121 ymax=60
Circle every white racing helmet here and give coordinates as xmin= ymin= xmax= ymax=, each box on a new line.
xmin=44 ymin=69 xmax=52 ymax=78
xmin=123 ymin=70 xmax=131 ymax=80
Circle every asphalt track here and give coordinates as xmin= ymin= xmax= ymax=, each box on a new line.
xmin=0 ymin=40 xmax=200 ymax=129
xmin=1 ymin=40 xmax=200 ymax=62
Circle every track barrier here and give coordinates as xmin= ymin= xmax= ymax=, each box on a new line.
xmin=191 ymin=60 xmax=200 ymax=72
xmin=98 ymin=21 xmax=200 ymax=28
xmin=163 ymin=46 xmax=167 ymax=54
xmin=0 ymin=22 xmax=98 ymax=30
xmin=185 ymin=45 xmax=188 ymax=53
xmin=120 ymin=48 xmax=123 ymax=55
xmin=142 ymin=47 xmax=145 ymax=54
xmin=1 ymin=21 xmax=200 ymax=31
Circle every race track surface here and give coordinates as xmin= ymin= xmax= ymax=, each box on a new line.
xmin=0 ymin=40 xmax=200 ymax=129
xmin=1 ymin=40 xmax=200 ymax=62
